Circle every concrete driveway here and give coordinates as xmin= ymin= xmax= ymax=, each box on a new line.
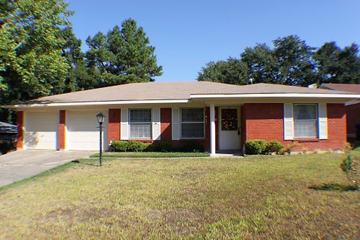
xmin=0 ymin=150 xmax=94 ymax=187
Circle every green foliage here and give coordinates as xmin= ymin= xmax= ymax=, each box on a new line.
xmin=177 ymin=140 xmax=205 ymax=152
xmin=110 ymin=140 xmax=205 ymax=153
xmin=198 ymin=35 xmax=360 ymax=86
xmin=245 ymin=140 xmax=284 ymax=155
xmin=341 ymin=155 xmax=353 ymax=173
xmin=0 ymin=0 xmax=71 ymax=103
xmin=147 ymin=140 xmax=173 ymax=152
xmin=266 ymin=141 xmax=284 ymax=154
xmin=85 ymin=19 xmax=162 ymax=88
xmin=314 ymin=42 xmax=360 ymax=84
xmin=245 ymin=140 xmax=268 ymax=155
xmin=110 ymin=141 xmax=149 ymax=152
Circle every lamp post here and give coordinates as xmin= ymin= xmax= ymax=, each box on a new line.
xmin=96 ymin=112 xmax=105 ymax=166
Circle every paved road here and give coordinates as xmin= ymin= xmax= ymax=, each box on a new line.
xmin=0 ymin=150 xmax=94 ymax=187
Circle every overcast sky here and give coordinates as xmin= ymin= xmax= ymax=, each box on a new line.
xmin=67 ymin=0 xmax=360 ymax=82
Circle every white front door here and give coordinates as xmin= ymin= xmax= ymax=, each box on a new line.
xmin=219 ymin=107 xmax=241 ymax=150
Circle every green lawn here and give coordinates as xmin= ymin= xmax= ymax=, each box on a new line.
xmin=0 ymin=153 xmax=359 ymax=239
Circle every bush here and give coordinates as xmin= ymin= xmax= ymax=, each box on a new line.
xmin=110 ymin=141 xmax=149 ymax=152
xmin=341 ymin=155 xmax=353 ymax=173
xmin=177 ymin=140 xmax=204 ymax=152
xmin=147 ymin=140 xmax=173 ymax=152
xmin=245 ymin=140 xmax=268 ymax=155
xmin=266 ymin=141 xmax=284 ymax=154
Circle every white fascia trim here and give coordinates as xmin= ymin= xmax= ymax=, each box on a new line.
xmin=190 ymin=93 xmax=360 ymax=99
xmin=345 ymin=100 xmax=360 ymax=106
xmin=7 ymin=99 xmax=189 ymax=108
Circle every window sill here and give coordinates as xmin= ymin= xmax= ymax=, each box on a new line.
xmin=293 ymin=138 xmax=319 ymax=142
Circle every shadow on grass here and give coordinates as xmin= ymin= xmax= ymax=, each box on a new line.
xmin=309 ymin=183 xmax=359 ymax=192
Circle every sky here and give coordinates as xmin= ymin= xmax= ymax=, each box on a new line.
xmin=66 ymin=0 xmax=360 ymax=82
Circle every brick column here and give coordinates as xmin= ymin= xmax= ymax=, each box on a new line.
xmin=108 ymin=109 xmax=121 ymax=144
xmin=58 ymin=110 xmax=66 ymax=150
xmin=160 ymin=108 xmax=172 ymax=140
xmin=16 ymin=111 xmax=24 ymax=150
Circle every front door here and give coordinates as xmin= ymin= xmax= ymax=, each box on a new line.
xmin=219 ymin=107 xmax=241 ymax=150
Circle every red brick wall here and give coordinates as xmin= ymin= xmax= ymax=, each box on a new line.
xmin=160 ymin=108 xmax=172 ymax=140
xmin=346 ymin=103 xmax=360 ymax=139
xmin=58 ymin=110 xmax=66 ymax=150
xmin=16 ymin=111 xmax=24 ymax=150
xmin=242 ymin=103 xmax=347 ymax=151
xmin=108 ymin=109 xmax=121 ymax=144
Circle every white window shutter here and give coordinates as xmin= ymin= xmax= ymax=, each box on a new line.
xmin=318 ymin=103 xmax=328 ymax=139
xmin=152 ymin=107 xmax=161 ymax=140
xmin=283 ymin=103 xmax=294 ymax=140
xmin=121 ymin=108 xmax=129 ymax=140
xmin=172 ymin=108 xmax=180 ymax=140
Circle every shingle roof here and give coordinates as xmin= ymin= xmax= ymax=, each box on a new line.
xmin=30 ymin=81 xmax=351 ymax=104
xmin=320 ymin=83 xmax=360 ymax=94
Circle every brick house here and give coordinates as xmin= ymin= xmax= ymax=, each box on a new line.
xmin=7 ymin=82 xmax=360 ymax=155
xmin=320 ymin=83 xmax=360 ymax=141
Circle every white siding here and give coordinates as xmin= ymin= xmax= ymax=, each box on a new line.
xmin=24 ymin=111 xmax=57 ymax=150
xmin=121 ymin=108 xmax=129 ymax=140
xmin=172 ymin=108 xmax=180 ymax=140
xmin=152 ymin=107 xmax=161 ymax=140
xmin=283 ymin=103 xmax=294 ymax=140
xmin=318 ymin=103 xmax=328 ymax=139
xmin=67 ymin=111 xmax=107 ymax=150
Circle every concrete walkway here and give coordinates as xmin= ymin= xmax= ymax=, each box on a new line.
xmin=0 ymin=150 xmax=94 ymax=187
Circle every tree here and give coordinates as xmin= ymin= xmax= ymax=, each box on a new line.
xmin=197 ymin=58 xmax=248 ymax=85
xmin=314 ymin=42 xmax=360 ymax=84
xmin=198 ymin=35 xmax=360 ymax=86
xmin=241 ymin=44 xmax=277 ymax=84
xmin=0 ymin=0 xmax=71 ymax=103
xmin=85 ymin=19 xmax=162 ymax=88
xmin=61 ymin=27 xmax=95 ymax=91
xmin=273 ymin=35 xmax=316 ymax=86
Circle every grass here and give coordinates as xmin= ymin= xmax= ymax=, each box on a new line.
xmin=0 ymin=153 xmax=359 ymax=239
xmin=91 ymin=151 xmax=210 ymax=158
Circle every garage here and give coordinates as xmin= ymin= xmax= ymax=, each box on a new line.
xmin=24 ymin=111 xmax=58 ymax=149
xmin=66 ymin=110 xmax=108 ymax=150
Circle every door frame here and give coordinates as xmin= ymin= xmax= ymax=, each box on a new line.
xmin=218 ymin=106 xmax=241 ymax=151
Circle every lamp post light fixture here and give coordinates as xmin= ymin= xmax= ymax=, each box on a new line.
xmin=96 ymin=112 xmax=105 ymax=166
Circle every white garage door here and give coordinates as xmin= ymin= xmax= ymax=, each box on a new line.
xmin=67 ymin=111 xmax=108 ymax=150
xmin=25 ymin=112 xmax=58 ymax=149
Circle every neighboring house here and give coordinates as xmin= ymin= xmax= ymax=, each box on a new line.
xmin=6 ymin=82 xmax=360 ymax=155
xmin=320 ymin=83 xmax=360 ymax=141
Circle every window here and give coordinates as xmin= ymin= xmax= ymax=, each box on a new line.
xmin=293 ymin=104 xmax=318 ymax=139
xmin=129 ymin=109 xmax=152 ymax=139
xmin=221 ymin=109 xmax=238 ymax=131
xmin=181 ymin=108 xmax=204 ymax=138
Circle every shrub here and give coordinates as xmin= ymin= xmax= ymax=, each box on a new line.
xmin=127 ymin=141 xmax=148 ymax=152
xmin=177 ymin=140 xmax=204 ymax=152
xmin=341 ymin=155 xmax=353 ymax=173
xmin=110 ymin=141 xmax=148 ymax=152
xmin=110 ymin=141 xmax=129 ymax=152
xmin=266 ymin=141 xmax=284 ymax=154
xmin=245 ymin=140 xmax=268 ymax=155
xmin=147 ymin=140 xmax=173 ymax=152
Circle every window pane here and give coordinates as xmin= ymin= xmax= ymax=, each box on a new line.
xmin=130 ymin=109 xmax=151 ymax=122
xmin=130 ymin=123 xmax=151 ymax=139
xmin=181 ymin=108 xmax=204 ymax=122
xmin=294 ymin=105 xmax=316 ymax=119
xmin=294 ymin=104 xmax=317 ymax=138
xmin=181 ymin=123 xmax=204 ymax=138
